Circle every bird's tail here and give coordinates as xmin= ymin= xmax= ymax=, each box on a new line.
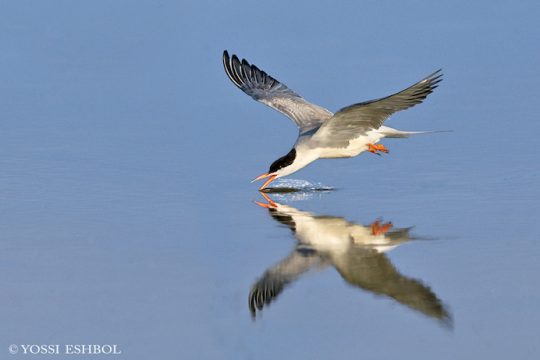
xmin=380 ymin=129 xmax=452 ymax=138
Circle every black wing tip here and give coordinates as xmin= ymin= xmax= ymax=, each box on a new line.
xmin=415 ymin=69 xmax=443 ymax=96
xmin=222 ymin=50 xmax=280 ymax=93
xmin=222 ymin=50 xmax=251 ymax=69
xmin=248 ymin=278 xmax=287 ymax=318
xmin=426 ymin=69 xmax=443 ymax=83
xmin=223 ymin=50 xmax=245 ymax=89
xmin=222 ymin=50 xmax=231 ymax=74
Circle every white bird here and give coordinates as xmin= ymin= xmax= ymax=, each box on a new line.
xmin=223 ymin=51 xmax=443 ymax=190
xmin=250 ymin=193 xmax=451 ymax=324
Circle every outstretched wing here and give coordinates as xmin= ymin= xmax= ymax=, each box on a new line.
xmin=333 ymin=246 xmax=451 ymax=324
xmin=223 ymin=51 xmax=333 ymax=132
xmin=311 ymin=70 xmax=442 ymax=148
xmin=248 ymin=249 xmax=325 ymax=318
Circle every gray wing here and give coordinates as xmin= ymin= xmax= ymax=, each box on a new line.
xmin=333 ymin=246 xmax=451 ymax=324
xmin=248 ymin=249 xmax=325 ymax=318
xmin=223 ymin=51 xmax=333 ymax=132
xmin=311 ymin=70 xmax=442 ymax=147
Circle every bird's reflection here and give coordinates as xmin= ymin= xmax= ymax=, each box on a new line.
xmin=250 ymin=193 xmax=451 ymax=325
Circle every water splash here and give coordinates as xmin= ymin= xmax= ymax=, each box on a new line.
xmin=262 ymin=179 xmax=334 ymax=201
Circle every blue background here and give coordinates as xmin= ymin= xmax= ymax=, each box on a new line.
xmin=1 ymin=0 xmax=539 ymax=358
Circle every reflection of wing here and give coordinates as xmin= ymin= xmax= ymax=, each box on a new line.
xmin=332 ymin=246 xmax=450 ymax=323
xmin=254 ymin=196 xmax=451 ymax=324
xmin=223 ymin=51 xmax=333 ymax=131
xmin=249 ymin=249 xmax=326 ymax=317
xmin=311 ymin=70 xmax=442 ymax=148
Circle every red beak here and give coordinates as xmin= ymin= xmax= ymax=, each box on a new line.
xmin=251 ymin=172 xmax=277 ymax=191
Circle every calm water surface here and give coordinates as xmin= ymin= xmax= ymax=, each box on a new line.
xmin=1 ymin=1 xmax=539 ymax=359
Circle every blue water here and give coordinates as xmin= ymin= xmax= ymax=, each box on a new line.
xmin=1 ymin=1 xmax=539 ymax=359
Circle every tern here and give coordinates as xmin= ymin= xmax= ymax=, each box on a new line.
xmin=250 ymin=193 xmax=451 ymax=324
xmin=223 ymin=51 xmax=443 ymax=190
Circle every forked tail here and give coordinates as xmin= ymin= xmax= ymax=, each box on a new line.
xmin=379 ymin=128 xmax=452 ymax=138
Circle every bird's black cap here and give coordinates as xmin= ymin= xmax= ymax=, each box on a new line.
xmin=269 ymin=148 xmax=296 ymax=173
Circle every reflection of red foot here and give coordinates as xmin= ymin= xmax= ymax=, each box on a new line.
xmin=371 ymin=220 xmax=393 ymax=236
xmin=254 ymin=192 xmax=277 ymax=209
xmin=367 ymin=143 xmax=389 ymax=155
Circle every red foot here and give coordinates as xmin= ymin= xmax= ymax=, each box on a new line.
xmin=367 ymin=143 xmax=389 ymax=155
xmin=371 ymin=220 xmax=393 ymax=236
xmin=254 ymin=193 xmax=277 ymax=209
